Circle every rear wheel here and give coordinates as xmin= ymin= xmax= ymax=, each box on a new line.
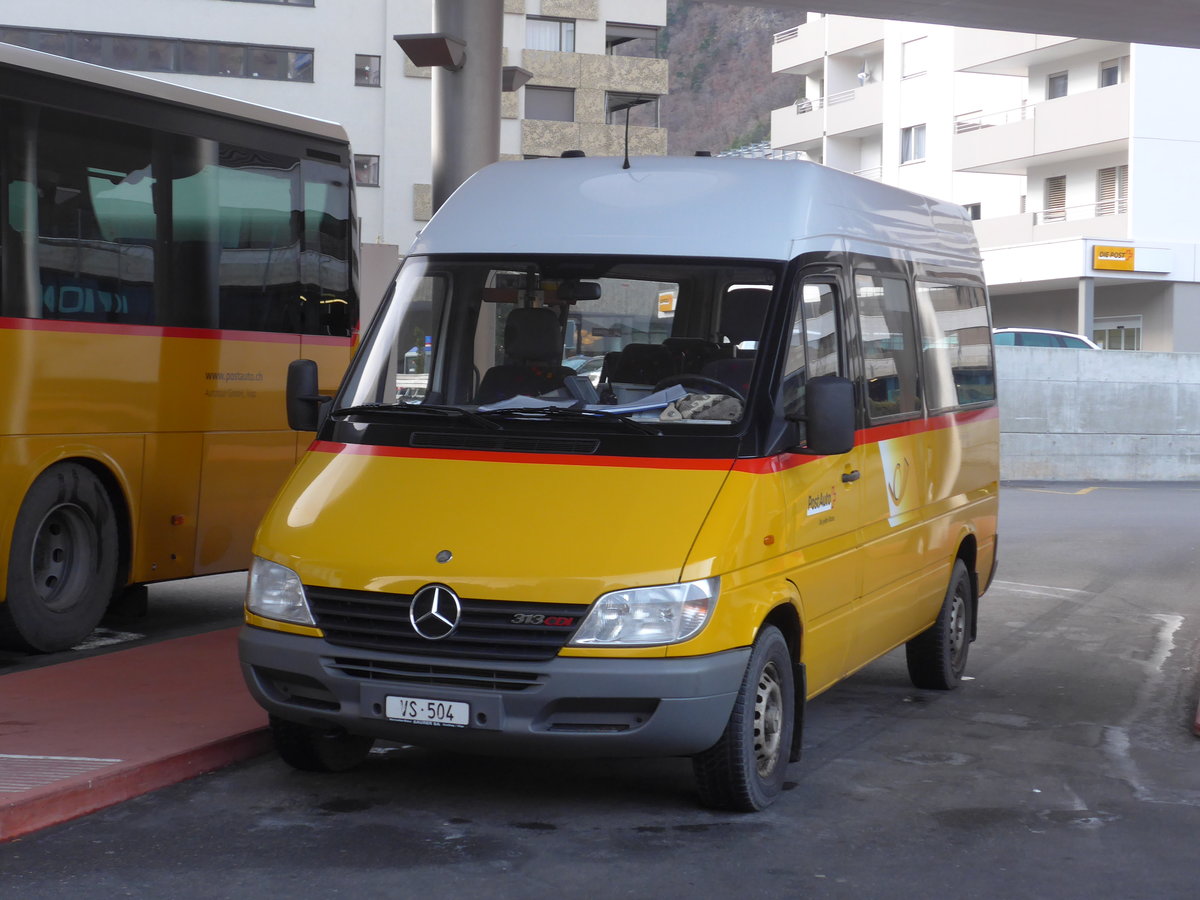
xmin=693 ymin=625 xmax=794 ymax=812
xmin=270 ymin=716 xmax=376 ymax=772
xmin=906 ymin=559 xmax=973 ymax=690
xmin=0 ymin=463 xmax=119 ymax=653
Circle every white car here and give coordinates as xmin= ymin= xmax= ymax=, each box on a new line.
xmin=993 ymin=327 xmax=1101 ymax=349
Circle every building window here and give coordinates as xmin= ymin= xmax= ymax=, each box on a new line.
xmin=901 ymin=37 xmax=927 ymax=78
xmin=606 ymin=92 xmax=660 ymax=127
xmin=1093 ymin=316 xmax=1142 ymax=350
xmin=0 ymin=26 xmax=314 ymax=82
xmin=1100 ymin=57 xmax=1126 ymax=87
xmin=1096 ymin=165 xmax=1129 ymax=216
xmin=1043 ymin=175 xmax=1067 ymax=222
xmin=525 ymin=86 xmax=575 ymax=122
xmin=1047 ymin=71 xmax=1069 ymax=99
xmin=606 ymin=22 xmax=661 ymax=58
xmin=355 ymin=54 xmax=381 ymax=86
xmin=900 ymin=124 xmax=926 ymax=163
xmin=526 ymin=17 xmax=575 ymax=52
xmin=964 ymin=203 xmax=981 ymax=220
xmin=354 ymin=155 xmax=380 ymax=187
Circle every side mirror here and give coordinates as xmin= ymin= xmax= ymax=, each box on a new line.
xmin=286 ymin=359 xmax=330 ymax=432
xmin=803 ymin=375 xmax=855 ymax=456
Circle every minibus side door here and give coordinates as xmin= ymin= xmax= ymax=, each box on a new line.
xmin=777 ymin=272 xmax=864 ymax=697
xmin=847 ymin=271 xmax=934 ymax=668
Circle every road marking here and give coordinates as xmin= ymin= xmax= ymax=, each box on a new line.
xmin=72 ymin=628 xmax=144 ymax=651
xmin=993 ymin=580 xmax=1092 ymax=596
xmin=0 ymin=754 xmax=122 ymax=793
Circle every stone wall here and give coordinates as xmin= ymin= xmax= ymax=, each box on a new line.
xmin=996 ymin=346 xmax=1200 ymax=480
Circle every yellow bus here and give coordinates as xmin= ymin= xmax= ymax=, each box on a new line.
xmin=0 ymin=43 xmax=358 ymax=652
xmin=240 ymin=156 xmax=998 ymax=811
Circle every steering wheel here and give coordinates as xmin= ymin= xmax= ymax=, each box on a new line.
xmin=652 ymin=374 xmax=745 ymax=403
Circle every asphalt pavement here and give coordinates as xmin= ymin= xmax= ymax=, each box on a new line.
xmin=2 ymin=483 xmax=1199 ymax=899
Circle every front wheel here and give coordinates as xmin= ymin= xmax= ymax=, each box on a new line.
xmin=269 ymin=716 xmax=376 ymax=772
xmin=0 ymin=463 xmax=119 ymax=653
xmin=906 ymin=559 xmax=973 ymax=690
xmin=693 ymin=625 xmax=795 ymax=812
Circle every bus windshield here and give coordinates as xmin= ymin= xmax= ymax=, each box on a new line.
xmin=342 ymin=255 xmax=779 ymax=427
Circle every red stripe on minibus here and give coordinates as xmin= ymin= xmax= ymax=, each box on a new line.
xmin=307 ymin=440 xmax=734 ymax=471
xmin=733 ymin=406 xmax=999 ymax=474
xmin=309 ymin=406 xmax=997 ymax=474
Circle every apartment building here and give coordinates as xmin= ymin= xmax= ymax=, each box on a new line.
xmin=0 ymin=0 xmax=667 ymax=310
xmin=771 ymin=13 xmax=1200 ymax=352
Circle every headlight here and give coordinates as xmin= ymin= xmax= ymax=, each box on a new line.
xmin=570 ymin=578 xmax=719 ymax=646
xmin=246 ymin=557 xmax=315 ymax=626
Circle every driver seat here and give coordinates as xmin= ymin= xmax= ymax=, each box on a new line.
xmin=475 ymin=307 xmax=573 ymax=403
xmin=699 ymin=288 xmax=769 ymax=395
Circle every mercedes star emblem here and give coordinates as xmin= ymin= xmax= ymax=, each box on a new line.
xmin=409 ymin=584 xmax=462 ymax=640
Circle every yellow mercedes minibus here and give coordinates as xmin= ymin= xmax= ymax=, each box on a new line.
xmin=239 ymin=156 xmax=999 ymax=811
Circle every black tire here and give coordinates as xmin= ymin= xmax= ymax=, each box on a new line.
xmin=0 ymin=463 xmax=119 ymax=653
xmin=269 ymin=716 xmax=376 ymax=773
xmin=693 ymin=625 xmax=795 ymax=812
xmin=906 ymin=559 xmax=973 ymax=690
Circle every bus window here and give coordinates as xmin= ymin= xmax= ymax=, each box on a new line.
xmin=215 ymin=146 xmax=302 ymax=334
xmin=302 ymin=158 xmax=354 ymax=337
xmin=36 ymin=108 xmax=156 ymax=325
xmin=856 ymin=273 xmax=921 ymax=418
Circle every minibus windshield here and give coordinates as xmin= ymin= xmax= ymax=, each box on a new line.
xmin=340 ymin=255 xmax=779 ymax=428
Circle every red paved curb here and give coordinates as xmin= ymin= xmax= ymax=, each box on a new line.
xmin=1 ymin=729 xmax=270 ymax=842
xmin=1 ymin=627 xmax=269 ymax=842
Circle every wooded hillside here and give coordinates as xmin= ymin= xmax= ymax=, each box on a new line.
xmin=662 ymin=2 xmax=805 ymax=155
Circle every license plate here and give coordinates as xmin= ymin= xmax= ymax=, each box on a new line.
xmin=385 ymin=695 xmax=470 ymax=728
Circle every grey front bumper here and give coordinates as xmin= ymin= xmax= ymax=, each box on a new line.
xmin=239 ymin=626 xmax=750 ymax=758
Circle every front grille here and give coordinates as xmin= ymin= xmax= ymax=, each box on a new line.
xmin=326 ymin=656 xmax=543 ymax=692
xmin=306 ymin=586 xmax=586 ymax=662
xmin=410 ymin=432 xmax=599 ymax=454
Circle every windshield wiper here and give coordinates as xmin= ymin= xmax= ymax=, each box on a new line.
xmin=331 ymin=403 xmax=503 ymax=430
xmin=477 ymin=405 xmax=657 ymax=435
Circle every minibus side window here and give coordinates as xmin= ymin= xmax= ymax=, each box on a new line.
xmin=855 ymin=273 xmax=921 ymax=419
xmin=915 ymin=282 xmax=996 ymax=408
xmin=781 ymin=280 xmax=840 ymax=421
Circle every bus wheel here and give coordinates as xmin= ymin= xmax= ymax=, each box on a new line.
xmin=906 ymin=559 xmax=973 ymax=690
xmin=692 ymin=625 xmax=794 ymax=812
xmin=269 ymin=716 xmax=376 ymax=773
xmin=0 ymin=463 xmax=119 ymax=653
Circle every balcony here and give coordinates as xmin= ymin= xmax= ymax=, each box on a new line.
xmin=827 ymin=81 xmax=883 ymax=136
xmin=973 ymin=205 xmax=1130 ymax=249
xmin=955 ymin=82 xmax=1130 ymax=174
xmin=770 ymin=80 xmax=884 ymax=151
xmin=772 ymin=23 xmax=824 ymax=75
xmin=771 ymin=97 xmax=824 ymax=151
xmin=773 ymin=16 xmax=886 ymax=76
xmin=954 ymin=30 xmax=1078 ymax=75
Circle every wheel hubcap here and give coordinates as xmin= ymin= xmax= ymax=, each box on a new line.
xmin=753 ymin=661 xmax=784 ymax=777
xmin=30 ymin=503 xmax=95 ymax=612
xmin=948 ymin=589 xmax=968 ymax=670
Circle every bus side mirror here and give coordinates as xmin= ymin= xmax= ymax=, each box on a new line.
xmin=802 ymin=375 xmax=855 ymax=456
xmin=286 ymin=359 xmax=330 ymax=432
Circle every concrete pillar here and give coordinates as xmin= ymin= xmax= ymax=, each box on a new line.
xmin=431 ymin=0 xmax=503 ymax=213
xmin=1077 ymin=276 xmax=1095 ymax=338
